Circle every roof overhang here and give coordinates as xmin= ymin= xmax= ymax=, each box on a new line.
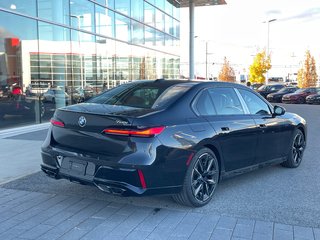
xmin=179 ymin=0 xmax=226 ymax=7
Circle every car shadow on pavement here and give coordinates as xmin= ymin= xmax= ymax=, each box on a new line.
xmin=0 ymin=164 xmax=285 ymax=210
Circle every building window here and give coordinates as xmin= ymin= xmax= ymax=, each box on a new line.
xmin=131 ymin=0 xmax=143 ymax=22
xmin=115 ymin=0 xmax=130 ymax=16
xmin=37 ymin=0 xmax=69 ymax=25
xmin=115 ymin=13 xmax=131 ymax=42
xmin=144 ymin=2 xmax=155 ymax=27
xmin=95 ymin=5 xmax=115 ymax=37
xmin=0 ymin=0 xmax=180 ymax=130
xmin=70 ymin=0 xmax=95 ymax=33
xmin=0 ymin=0 xmax=37 ymax=17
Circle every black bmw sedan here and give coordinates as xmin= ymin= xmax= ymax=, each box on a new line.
xmin=41 ymin=80 xmax=307 ymax=207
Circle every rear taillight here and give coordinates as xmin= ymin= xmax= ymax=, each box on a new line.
xmin=50 ymin=119 xmax=65 ymax=127
xmin=103 ymin=126 xmax=165 ymax=138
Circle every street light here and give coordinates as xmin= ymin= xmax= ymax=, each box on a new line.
xmin=195 ymin=37 xmax=214 ymax=80
xmin=263 ymin=18 xmax=277 ymax=82
xmin=266 ymin=18 xmax=277 ymax=57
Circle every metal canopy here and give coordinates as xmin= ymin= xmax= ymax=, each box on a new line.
xmin=180 ymin=0 xmax=226 ymax=8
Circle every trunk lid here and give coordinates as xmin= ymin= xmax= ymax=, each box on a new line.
xmin=51 ymin=103 xmax=156 ymax=156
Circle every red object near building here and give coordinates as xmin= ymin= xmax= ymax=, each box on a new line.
xmin=12 ymin=86 xmax=22 ymax=95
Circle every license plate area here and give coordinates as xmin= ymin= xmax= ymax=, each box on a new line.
xmin=59 ymin=157 xmax=95 ymax=181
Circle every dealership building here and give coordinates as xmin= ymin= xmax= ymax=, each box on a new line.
xmin=0 ymin=0 xmax=225 ymax=130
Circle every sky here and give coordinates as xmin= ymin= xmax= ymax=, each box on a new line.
xmin=179 ymin=0 xmax=320 ymax=79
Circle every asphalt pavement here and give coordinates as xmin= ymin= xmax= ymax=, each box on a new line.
xmin=0 ymin=103 xmax=320 ymax=239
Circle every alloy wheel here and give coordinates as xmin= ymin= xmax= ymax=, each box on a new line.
xmin=191 ymin=152 xmax=219 ymax=202
xmin=292 ymin=132 xmax=305 ymax=165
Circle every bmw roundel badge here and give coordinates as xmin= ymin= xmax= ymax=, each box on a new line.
xmin=78 ymin=116 xmax=87 ymax=127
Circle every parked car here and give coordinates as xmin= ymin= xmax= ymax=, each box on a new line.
xmin=282 ymin=87 xmax=319 ymax=104
xmin=41 ymin=80 xmax=307 ymax=207
xmin=256 ymin=84 xmax=285 ymax=98
xmin=306 ymin=89 xmax=320 ymax=104
xmin=43 ymin=89 xmax=70 ymax=104
xmin=267 ymin=87 xmax=299 ymax=103
xmin=68 ymin=87 xmax=94 ymax=104
xmin=0 ymin=94 xmax=45 ymax=119
xmin=27 ymin=83 xmax=49 ymax=96
xmin=268 ymin=77 xmax=283 ymax=82
xmin=251 ymin=83 xmax=264 ymax=91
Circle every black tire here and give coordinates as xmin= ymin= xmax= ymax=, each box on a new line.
xmin=297 ymin=97 xmax=304 ymax=104
xmin=281 ymin=129 xmax=305 ymax=168
xmin=173 ymin=147 xmax=219 ymax=207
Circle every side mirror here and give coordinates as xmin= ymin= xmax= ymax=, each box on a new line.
xmin=273 ymin=105 xmax=285 ymax=116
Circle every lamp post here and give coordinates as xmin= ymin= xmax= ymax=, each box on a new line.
xmin=195 ymin=37 xmax=214 ymax=80
xmin=205 ymin=41 xmax=208 ymax=79
xmin=264 ymin=18 xmax=277 ymax=83
xmin=266 ymin=18 xmax=277 ymax=57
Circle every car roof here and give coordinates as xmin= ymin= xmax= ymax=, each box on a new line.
xmin=129 ymin=79 xmax=251 ymax=90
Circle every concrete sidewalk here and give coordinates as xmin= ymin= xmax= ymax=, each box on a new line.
xmin=0 ymin=128 xmax=47 ymax=185
xmin=0 ymin=187 xmax=319 ymax=240
xmin=0 ymin=140 xmax=44 ymax=186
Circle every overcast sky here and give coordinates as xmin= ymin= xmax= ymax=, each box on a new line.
xmin=180 ymin=0 xmax=320 ymax=78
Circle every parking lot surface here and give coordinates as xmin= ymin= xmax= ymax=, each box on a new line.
xmin=1 ymin=103 xmax=320 ymax=239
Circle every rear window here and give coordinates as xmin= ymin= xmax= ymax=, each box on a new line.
xmin=87 ymin=82 xmax=191 ymax=109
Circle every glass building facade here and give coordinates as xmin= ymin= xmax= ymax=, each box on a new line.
xmin=0 ymin=0 xmax=180 ymax=130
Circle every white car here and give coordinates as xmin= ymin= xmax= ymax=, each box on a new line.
xmin=27 ymin=83 xmax=49 ymax=96
xmin=43 ymin=89 xmax=70 ymax=104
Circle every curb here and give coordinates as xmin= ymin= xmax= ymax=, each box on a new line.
xmin=0 ymin=122 xmax=50 ymax=139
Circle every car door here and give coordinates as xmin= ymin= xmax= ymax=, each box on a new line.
xmin=204 ymin=87 xmax=258 ymax=172
xmin=237 ymin=88 xmax=294 ymax=164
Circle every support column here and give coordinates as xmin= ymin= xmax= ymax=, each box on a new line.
xmin=189 ymin=0 xmax=195 ymax=80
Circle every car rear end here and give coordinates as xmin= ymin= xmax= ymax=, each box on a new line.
xmin=41 ymin=81 xmax=194 ymax=196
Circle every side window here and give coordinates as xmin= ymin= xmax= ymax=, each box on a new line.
xmin=208 ymin=87 xmax=244 ymax=115
xmin=194 ymin=90 xmax=216 ymax=116
xmin=238 ymin=89 xmax=271 ymax=115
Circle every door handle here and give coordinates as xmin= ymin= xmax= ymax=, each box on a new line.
xmin=259 ymin=124 xmax=267 ymax=128
xmin=221 ymin=127 xmax=230 ymax=132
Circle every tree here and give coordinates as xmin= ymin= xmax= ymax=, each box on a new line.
xmin=218 ymin=57 xmax=235 ymax=82
xmin=248 ymin=50 xmax=271 ymax=84
xmin=297 ymin=50 xmax=318 ymax=88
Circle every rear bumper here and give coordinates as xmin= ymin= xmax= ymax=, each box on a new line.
xmin=41 ymin=146 xmax=186 ymax=196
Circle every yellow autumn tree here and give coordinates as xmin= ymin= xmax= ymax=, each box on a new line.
xmin=218 ymin=57 xmax=235 ymax=82
xmin=249 ymin=50 xmax=271 ymax=84
xmin=297 ymin=50 xmax=318 ymax=88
